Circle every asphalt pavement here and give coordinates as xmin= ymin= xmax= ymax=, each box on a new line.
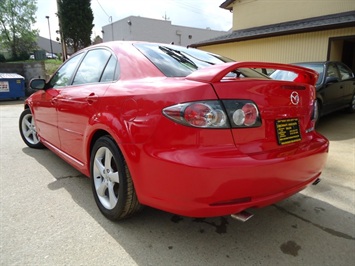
xmin=0 ymin=100 xmax=354 ymax=265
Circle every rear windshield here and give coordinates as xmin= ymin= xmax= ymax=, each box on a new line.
xmin=134 ymin=43 xmax=268 ymax=79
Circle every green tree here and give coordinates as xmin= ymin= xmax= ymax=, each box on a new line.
xmin=92 ymin=35 xmax=103 ymax=45
xmin=58 ymin=0 xmax=94 ymax=52
xmin=0 ymin=0 xmax=38 ymax=60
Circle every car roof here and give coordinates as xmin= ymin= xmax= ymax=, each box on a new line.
xmin=294 ymin=61 xmax=346 ymax=65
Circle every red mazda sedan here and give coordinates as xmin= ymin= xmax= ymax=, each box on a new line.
xmin=19 ymin=42 xmax=329 ymax=221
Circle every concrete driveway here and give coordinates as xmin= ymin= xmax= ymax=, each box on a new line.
xmin=1 ymin=101 xmax=354 ymax=265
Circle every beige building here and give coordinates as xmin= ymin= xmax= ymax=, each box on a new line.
xmin=191 ymin=0 xmax=355 ymax=72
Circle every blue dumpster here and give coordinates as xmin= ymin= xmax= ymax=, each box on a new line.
xmin=0 ymin=73 xmax=25 ymax=100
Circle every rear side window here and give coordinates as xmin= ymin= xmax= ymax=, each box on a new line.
xmin=326 ymin=63 xmax=340 ymax=80
xmin=73 ymin=49 xmax=116 ymax=85
xmin=101 ymin=56 xmax=118 ymax=82
xmin=337 ymin=63 xmax=353 ymax=80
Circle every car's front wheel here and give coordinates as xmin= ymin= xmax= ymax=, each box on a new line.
xmin=347 ymin=94 xmax=355 ymax=113
xmin=314 ymin=99 xmax=322 ymax=126
xmin=91 ymin=136 xmax=142 ymax=220
xmin=19 ymin=108 xmax=44 ymax=149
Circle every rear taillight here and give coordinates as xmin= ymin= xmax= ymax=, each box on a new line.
xmin=222 ymin=100 xmax=261 ymax=128
xmin=163 ymin=100 xmax=261 ymax=128
xmin=184 ymin=102 xmax=227 ymax=127
xmin=163 ymin=101 xmax=228 ymax=128
xmin=232 ymin=103 xmax=259 ymax=126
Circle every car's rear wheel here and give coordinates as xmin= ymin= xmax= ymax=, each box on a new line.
xmin=347 ymin=94 xmax=355 ymax=113
xmin=91 ymin=136 xmax=142 ymax=220
xmin=19 ymin=108 xmax=44 ymax=149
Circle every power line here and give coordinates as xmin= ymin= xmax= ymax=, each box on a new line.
xmin=95 ymin=0 xmax=111 ymax=19
xmin=167 ymin=0 xmax=206 ymax=15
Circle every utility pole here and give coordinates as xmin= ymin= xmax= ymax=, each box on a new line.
xmin=45 ymin=16 xmax=54 ymax=58
xmin=56 ymin=0 xmax=67 ymax=61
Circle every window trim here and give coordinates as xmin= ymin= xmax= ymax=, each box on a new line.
xmin=47 ymin=46 xmax=120 ymax=89
xmin=72 ymin=47 xmax=120 ymax=85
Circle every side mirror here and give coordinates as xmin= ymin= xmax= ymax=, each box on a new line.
xmin=325 ymin=76 xmax=339 ymax=84
xmin=29 ymin=79 xmax=46 ymax=90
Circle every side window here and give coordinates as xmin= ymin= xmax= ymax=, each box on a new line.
xmin=101 ymin=56 xmax=118 ymax=82
xmin=73 ymin=49 xmax=112 ymax=85
xmin=49 ymin=53 xmax=84 ymax=88
xmin=337 ymin=63 xmax=353 ymax=80
xmin=326 ymin=64 xmax=340 ymax=80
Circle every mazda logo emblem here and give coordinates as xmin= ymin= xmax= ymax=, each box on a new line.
xmin=290 ymin=91 xmax=299 ymax=105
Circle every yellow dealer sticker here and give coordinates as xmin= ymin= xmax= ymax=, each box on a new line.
xmin=276 ymin=118 xmax=301 ymax=145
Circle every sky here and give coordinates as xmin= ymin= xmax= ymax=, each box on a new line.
xmin=35 ymin=0 xmax=232 ymax=41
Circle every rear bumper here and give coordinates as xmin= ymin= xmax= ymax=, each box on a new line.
xmin=128 ymin=133 xmax=329 ymax=218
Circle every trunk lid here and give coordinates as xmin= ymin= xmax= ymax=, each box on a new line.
xmin=187 ymin=62 xmax=319 ymax=153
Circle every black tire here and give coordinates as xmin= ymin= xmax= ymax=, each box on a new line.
xmin=314 ymin=99 xmax=321 ymax=127
xmin=347 ymin=94 xmax=355 ymax=113
xmin=19 ymin=108 xmax=45 ymax=149
xmin=90 ymin=136 xmax=142 ymax=221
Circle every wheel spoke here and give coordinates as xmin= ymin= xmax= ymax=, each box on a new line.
xmin=104 ymin=148 xmax=112 ymax=169
xmin=24 ymin=129 xmax=32 ymax=138
xmin=108 ymin=171 xmax=119 ymax=184
xmin=24 ymin=118 xmax=31 ymax=128
xmin=94 ymin=156 xmax=105 ymax=177
xmin=107 ymin=182 xmax=118 ymax=208
xmin=96 ymin=179 xmax=107 ymax=197
xmin=32 ymin=132 xmax=40 ymax=143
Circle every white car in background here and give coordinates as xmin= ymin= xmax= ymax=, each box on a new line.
xmin=46 ymin=52 xmax=58 ymax=59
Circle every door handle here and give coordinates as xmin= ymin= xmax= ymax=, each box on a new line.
xmin=86 ymin=93 xmax=98 ymax=104
xmin=51 ymin=98 xmax=58 ymax=105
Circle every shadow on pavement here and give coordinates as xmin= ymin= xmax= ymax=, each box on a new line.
xmin=316 ymin=110 xmax=355 ymax=141
xmin=0 ymin=99 xmax=25 ymax=105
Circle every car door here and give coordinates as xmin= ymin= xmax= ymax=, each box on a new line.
xmin=321 ymin=62 xmax=343 ymax=113
xmin=336 ymin=62 xmax=355 ymax=106
xmin=57 ymin=48 xmax=118 ymax=163
xmin=31 ymin=53 xmax=84 ymax=148
xmin=31 ymin=87 xmax=60 ymax=148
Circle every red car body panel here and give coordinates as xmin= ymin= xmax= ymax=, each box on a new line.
xmin=24 ymin=42 xmax=329 ymax=218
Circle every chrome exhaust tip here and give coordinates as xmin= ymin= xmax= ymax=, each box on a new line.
xmin=231 ymin=210 xmax=254 ymax=222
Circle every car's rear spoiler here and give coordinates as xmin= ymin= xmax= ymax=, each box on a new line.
xmin=186 ymin=62 xmax=319 ymax=86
